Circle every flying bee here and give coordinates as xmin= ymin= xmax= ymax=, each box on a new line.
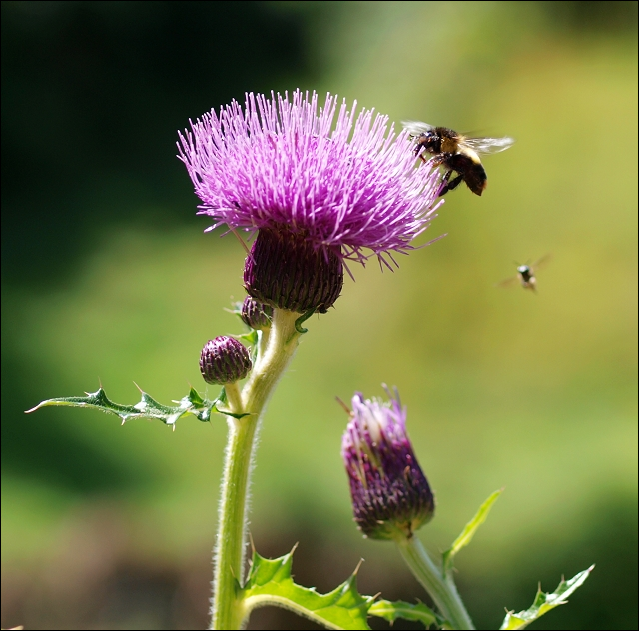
xmin=497 ymin=255 xmax=552 ymax=293
xmin=402 ymin=121 xmax=514 ymax=196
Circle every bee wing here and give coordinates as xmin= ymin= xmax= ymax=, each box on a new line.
xmin=530 ymin=253 xmax=552 ymax=272
xmin=495 ymin=275 xmax=520 ymax=289
xmin=401 ymin=120 xmax=435 ymax=137
xmin=462 ymin=136 xmax=515 ymax=155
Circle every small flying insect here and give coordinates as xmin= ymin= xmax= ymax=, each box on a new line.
xmin=497 ymin=255 xmax=551 ymax=293
xmin=402 ymin=121 xmax=514 ymax=197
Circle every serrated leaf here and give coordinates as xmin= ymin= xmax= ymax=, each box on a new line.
xmin=442 ymin=489 xmax=502 ymax=574
xmin=25 ymin=384 xmax=247 ymax=428
xmin=500 ymin=565 xmax=595 ymax=630
xmin=241 ymin=549 xmax=374 ymax=630
xmin=369 ymin=599 xmax=443 ymax=628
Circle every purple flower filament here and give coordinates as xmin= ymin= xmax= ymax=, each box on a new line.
xmin=178 ymin=91 xmax=443 ymax=270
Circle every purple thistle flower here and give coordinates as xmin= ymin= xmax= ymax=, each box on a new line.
xmin=179 ymin=91 xmax=442 ymax=312
xmin=342 ymin=388 xmax=434 ymax=540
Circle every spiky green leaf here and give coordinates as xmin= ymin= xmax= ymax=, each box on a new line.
xmin=241 ymin=549 xmax=374 ymax=630
xmin=500 ymin=565 xmax=595 ymax=630
xmin=368 ymin=599 xmax=443 ymax=628
xmin=442 ymin=489 xmax=502 ymax=574
xmin=26 ymin=384 xmax=248 ymax=427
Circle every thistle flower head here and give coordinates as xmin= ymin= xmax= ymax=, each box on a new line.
xmin=341 ymin=388 xmax=434 ymax=540
xmin=179 ymin=91 xmax=442 ymax=312
xmin=200 ymin=336 xmax=252 ymax=385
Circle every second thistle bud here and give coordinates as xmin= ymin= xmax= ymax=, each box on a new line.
xmin=240 ymin=296 xmax=273 ymax=331
xmin=341 ymin=388 xmax=435 ymax=541
xmin=200 ymin=336 xmax=252 ymax=385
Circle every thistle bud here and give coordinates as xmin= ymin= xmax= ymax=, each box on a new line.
xmin=341 ymin=389 xmax=434 ymax=540
xmin=200 ymin=336 xmax=252 ymax=385
xmin=240 ymin=296 xmax=273 ymax=331
xmin=243 ymin=227 xmax=343 ymax=314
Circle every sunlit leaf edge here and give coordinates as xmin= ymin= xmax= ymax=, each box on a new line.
xmin=499 ymin=565 xmax=595 ymax=630
xmin=241 ymin=549 xmax=374 ymax=630
xmin=242 ymin=548 xmax=452 ymax=630
xmin=443 ymin=489 xmax=502 ymax=573
xmin=368 ymin=598 xmax=442 ymax=628
xmin=25 ymin=384 xmax=248 ymax=428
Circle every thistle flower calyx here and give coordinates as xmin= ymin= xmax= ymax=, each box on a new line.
xmin=244 ymin=227 xmax=343 ymax=314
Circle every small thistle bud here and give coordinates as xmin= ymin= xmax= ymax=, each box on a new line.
xmin=200 ymin=336 xmax=252 ymax=385
xmin=341 ymin=389 xmax=434 ymax=540
xmin=243 ymin=227 xmax=343 ymax=314
xmin=240 ymin=296 xmax=274 ymax=331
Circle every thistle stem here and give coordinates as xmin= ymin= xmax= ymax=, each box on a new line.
xmin=223 ymin=382 xmax=243 ymax=412
xmin=396 ymin=535 xmax=475 ymax=630
xmin=256 ymin=329 xmax=271 ymax=369
xmin=211 ymin=308 xmax=302 ymax=630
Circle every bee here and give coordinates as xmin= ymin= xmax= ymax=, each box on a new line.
xmin=497 ymin=255 xmax=551 ymax=293
xmin=402 ymin=121 xmax=514 ymax=196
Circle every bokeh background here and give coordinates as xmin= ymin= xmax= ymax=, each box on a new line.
xmin=2 ymin=1 xmax=637 ymax=629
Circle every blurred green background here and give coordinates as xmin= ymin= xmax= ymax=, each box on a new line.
xmin=2 ymin=1 xmax=637 ymax=629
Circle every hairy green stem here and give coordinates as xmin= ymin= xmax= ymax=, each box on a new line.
xmin=211 ymin=308 xmax=303 ymax=630
xmin=396 ymin=536 xmax=475 ymax=630
xmin=223 ymin=382 xmax=243 ymax=413
xmin=256 ymin=328 xmax=271 ymax=366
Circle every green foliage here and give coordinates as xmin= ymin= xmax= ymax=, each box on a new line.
xmin=368 ymin=599 xmax=442 ymax=628
xmin=241 ymin=548 xmax=374 ymax=630
xmin=443 ymin=490 xmax=502 ymax=575
xmin=236 ymin=329 xmax=259 ymax=346
xmin=242 ymin=548 xmax=453 ymax=629
xmin=499 ymin=566 xmax=595 ymax=630
xmin=26 ymin=385 xmax=248 ymax=428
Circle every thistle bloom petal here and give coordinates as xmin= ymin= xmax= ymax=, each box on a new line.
xmin=179 ymin=91 xmax=442 ymax=312
xmin=341 ymin=388 xmax=434 ymax=540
